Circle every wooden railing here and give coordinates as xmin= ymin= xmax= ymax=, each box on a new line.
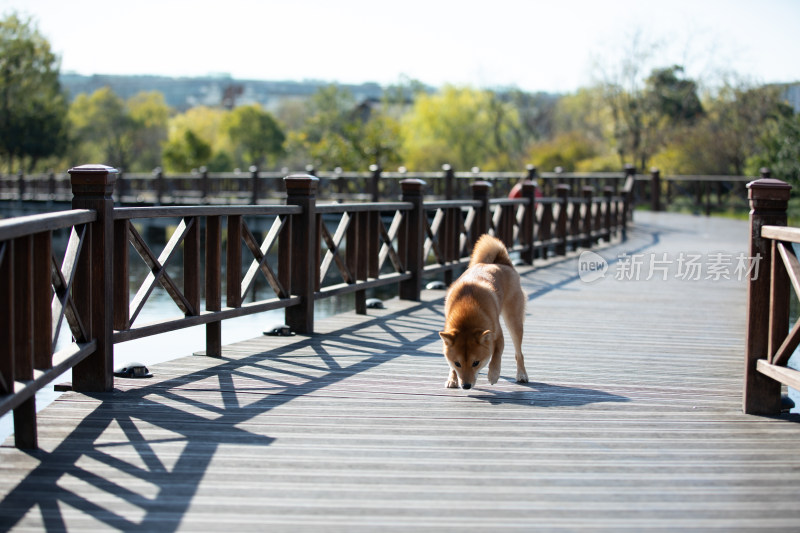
xmin=0 ymin=164 xmax=630 ymax=448
xmin=640 ymin=168 xmax=755 ymax=215
xmin=0 ymin=165 xmax=633 ymax=205
xmin=1 ymin=164 xmax=754 ymax=216
xmin=743 ymin=176 xmax=800 ymax=415
xmin=0 ymin=208 xmax=100 ymax=449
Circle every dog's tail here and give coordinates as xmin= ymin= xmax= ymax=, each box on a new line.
xmin=469 ymin=234 xmax=513 ymax=268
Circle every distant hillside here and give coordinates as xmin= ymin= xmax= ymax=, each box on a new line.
xmin=59 ymin=73 xmax=387 ymax=111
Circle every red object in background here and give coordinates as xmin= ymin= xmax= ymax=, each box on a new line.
xmin=508 ymin=183 xmax=542 ymax=199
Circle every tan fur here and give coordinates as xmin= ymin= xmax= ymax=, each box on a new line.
xmin=439 ymin=234 xmax=528 ymax=389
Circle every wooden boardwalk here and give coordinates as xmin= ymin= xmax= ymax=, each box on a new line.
xmin=2 ymin=212 xmax=800 ymax=531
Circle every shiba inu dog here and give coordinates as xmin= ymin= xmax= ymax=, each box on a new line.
xmin=439 ymin=234 xmax=528 ymax=389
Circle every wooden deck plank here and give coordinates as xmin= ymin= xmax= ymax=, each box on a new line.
xmin=2 ymin=212 xmax=800 ymax=531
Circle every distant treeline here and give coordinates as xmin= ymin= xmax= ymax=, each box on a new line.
xmin=3 ymin=14 xmax=800 ymax=187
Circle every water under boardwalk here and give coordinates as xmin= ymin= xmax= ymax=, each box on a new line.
xmin=2 ymin=212 xmax=800 ymax=531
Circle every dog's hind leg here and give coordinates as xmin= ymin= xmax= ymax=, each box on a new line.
xmin=504 ymin=291 xmax=528 ymax=383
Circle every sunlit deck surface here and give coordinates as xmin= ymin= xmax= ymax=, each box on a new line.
xmin=2 ymin=212 xmax=800 ymax=531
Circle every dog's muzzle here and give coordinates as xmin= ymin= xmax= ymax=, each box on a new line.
xmin=462 ymin=383 xmax=472 ymax=390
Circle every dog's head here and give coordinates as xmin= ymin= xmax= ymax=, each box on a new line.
xmin=439 ymin=328 xmax=494 ymax=389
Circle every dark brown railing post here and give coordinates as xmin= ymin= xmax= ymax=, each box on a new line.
xmin=624 ymin=164 xmax=636 ymax=217
xmin=555 ymin=185 xmax=569 ymax=256
xmin=370 ymin=164 xmax=382 ymax=202
xmin=205 ymin=215 xmax=222 ymax=357
xmin=16 ymin=170 xmax=24 ymax=201
xmin=69 ymin=164 xmax=118 ymax=392
xmin=48 ymin=171 xmax=56 ymax=201
xmin=526 ymin=164 xmax=537 ymax=182
xmin=284 ymin=174 xmax=318 ymax=334
xmin=199 ymin=166 xmax=209 ymax=203
xmin=651 ymin=168 xmax=661 ymax=212
xmin=582 ymin=186 xmax=594 ymax=248
xmin=250 ymin=165 xmax=260 ymax=205
xmin=12 ymin=234 xmax=34 ymax=448
xmin=743 ymin=175 xmax=792 ymax=415
xmin=443 ymin=164 xmax=455 ymax=200
xmin=0 ymin=239 xmax=12 ymax=399
xmin=520 ymin=180 xmax=536 ymax=265
xmin=472 ymin=181 xmax=492 ymax=243
xmin=154 ymin=167 xmax=164 ymax=205
xmin=399 ymin=179 xmax=426 ymax=301
xmin=603 ymin=186 xmax=614 ymax=241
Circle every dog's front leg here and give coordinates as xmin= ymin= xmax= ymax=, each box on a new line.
xmin=445 ymin=368 xmax=459 ymax=388
xmin=487 ymin=336 xmax=503 ymax=385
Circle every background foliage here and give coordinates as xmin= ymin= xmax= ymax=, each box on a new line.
xmin=1 ymin=14 xmax=798 ymax=188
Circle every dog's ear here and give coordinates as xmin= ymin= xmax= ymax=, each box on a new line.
xmin=476 ymin=330 xmax=493 ymax=345
xmin=439 ymin=331 xmax=456 ymax=346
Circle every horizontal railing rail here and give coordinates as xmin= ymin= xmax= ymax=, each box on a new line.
xmin=1 ymin=164 xmax=631 ymax=449
xmin=743 ymin=176 xmax=800 ymax=415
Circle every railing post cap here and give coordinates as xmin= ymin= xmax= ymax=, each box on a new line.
xmin=68 ymin=165 xmax=119 ymax=190
xmin=400 ymin=178 xmax=426 ymax=191
xmin=747 ymin=178 xmax=792 ymax=201
xmin=68 ymin=164 xmax=118 ymax=179
xmin=284 ymin=173 xmax=319 ymax=193
xmin=472 ymin=180 xmax=492 ymax=192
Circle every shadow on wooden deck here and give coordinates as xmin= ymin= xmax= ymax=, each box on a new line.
xmin=3 ymin=212 xmax=800 ymax=531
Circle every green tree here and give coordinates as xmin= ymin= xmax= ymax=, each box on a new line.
xmin=68 ymin=87 xmax=170 ymax=171
xmin=401 ymin=86 xmax=523 ymax=171
xmin=503 ymin=89 xmax=559 ymax=146
xmin=0 ymin=13 xmax=68 ymax=171
xmin=222 ymin=104 xmax=285 ymax=169
xmin=69 ymin=87 xmax=133 ymax=169
xmin=163 ymin=106 xmax=232 ymax=172
xmin=764 ymin=113 xmax=800 ymax=185
xmin=645 ymin=66 xmax=703 ymax=124
xmin=127 ymin=91 xmax=170 ymax=171
xmin=748 ymin=99 xmax=799 ymax=184
xmin=292 ymin=85 xmax=403 ymax=170
xmin=527 ymin=131 xmax=601 ymax=172
xmin=162 ymin=129 xmax=212 ymax=172
xmin=601 ymin=64 xmax=704 ymax=172
xmin=656 ymin=82 xmax=789 ymax=176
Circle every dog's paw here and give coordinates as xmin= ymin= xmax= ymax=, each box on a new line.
xmin=445 ymin=379 xmax=459 ymax=388
xmin=516 ymin=369 xmax=529 ymax=383
xmin=487 ymin=369 xmax=500 ymax=385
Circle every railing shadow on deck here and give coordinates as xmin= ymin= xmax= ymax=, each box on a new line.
xmin=0 ymin=290 xmax=631 ymax=531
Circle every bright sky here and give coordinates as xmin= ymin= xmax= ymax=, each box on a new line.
xmin=2 ymin=0 xmax=799 ymax=93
